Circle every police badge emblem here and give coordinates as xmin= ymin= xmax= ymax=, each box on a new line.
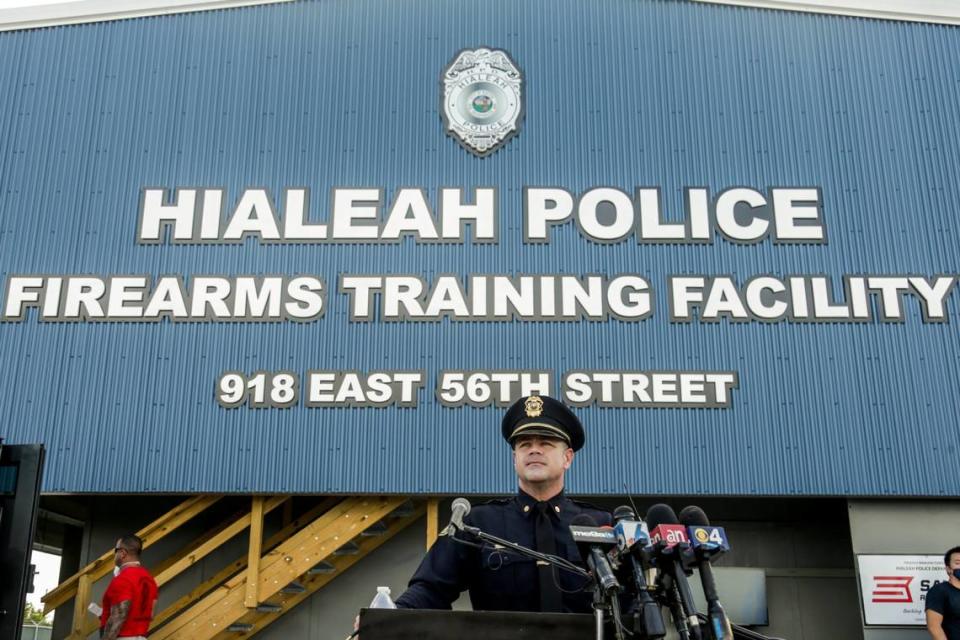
xmin=524 ymin=396 xmax=543 ymax=418
xmin=441 ymin=48 xmax=523 ymax=157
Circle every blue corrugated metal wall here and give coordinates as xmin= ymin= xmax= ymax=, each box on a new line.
xmin=0 ymin=0 xmax=957 ymax=495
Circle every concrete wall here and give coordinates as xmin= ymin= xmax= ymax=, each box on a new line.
xmin=708 ymin=519 xmax=861 ymax=639
xmin=849 ymin=499 xmax=960 ymax=640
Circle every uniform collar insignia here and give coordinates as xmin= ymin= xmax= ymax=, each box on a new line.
xmin=516 ymin=488 xmax=565 ymax=516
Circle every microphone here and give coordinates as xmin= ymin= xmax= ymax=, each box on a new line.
xmin=679 ymin=506 xmax=733 ymax=640
xmin=612 ymin=505 xmax=650 ymax=553
xmin=646 ymin=504 xmax=703 ymax=640
xmin=442 ymin=498 xmax=471 ymax=536
xmin=611 ymin=506 xmax=666 ymax=639
xmin=570 ymin=513 xmax=620 ymax=595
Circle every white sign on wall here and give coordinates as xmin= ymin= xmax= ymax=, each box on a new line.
xmin=857 ymin=555 xmax=947 ymax=626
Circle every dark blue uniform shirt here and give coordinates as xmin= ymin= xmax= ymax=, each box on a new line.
xmin=926 ymin=581 xmax=960 ymax=640
xmin=395 ymin=489 xmax=612 ymax=613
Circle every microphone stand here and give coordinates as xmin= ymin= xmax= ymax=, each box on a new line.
xmin=593 ymin=586 xmax=606 ymax=640
xmin=659 ymin=573 xmax=692 ymax=640
xmin=454 ymin=523 xmax=590 ymax=578
xmin=453 ymin=523 xmax=618 ymax=640
xmin=625 ymin=555 xmax=666 ymax=639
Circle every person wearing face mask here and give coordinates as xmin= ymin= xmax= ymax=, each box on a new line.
xmin=926 ymin=546 xmax=960 ymax=640
xmin=391 ymin=394 xmax=611 ymax=613
xmin=99 ymin=534 xmax=158 ymax=640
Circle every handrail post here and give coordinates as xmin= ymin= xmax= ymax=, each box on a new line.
xmin=426 ymin=498 xmax=439 ymax=550
xmin=71 ymin=573 xmax=92 ymax=638
xmin=244 ymin=496 xmax=266 ymax=608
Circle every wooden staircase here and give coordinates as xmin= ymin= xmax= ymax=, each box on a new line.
xmin=43 ymin=495 xmax=431 ymax=640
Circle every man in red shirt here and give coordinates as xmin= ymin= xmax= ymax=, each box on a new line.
xmin=100 ymin=534 xmax=158 ymax=640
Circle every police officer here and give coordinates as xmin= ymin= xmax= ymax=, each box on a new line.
xmin=394 ymin=394 xmax=611 ymax=613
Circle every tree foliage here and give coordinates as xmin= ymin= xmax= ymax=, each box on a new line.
xmin=23 ymin=603 xmax=51 ymax=625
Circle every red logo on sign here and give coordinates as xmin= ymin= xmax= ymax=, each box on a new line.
xmin=650 ymin=524 xmax=688 ymax=548
xmin=871 ymin=576 xmax=913 ymax=603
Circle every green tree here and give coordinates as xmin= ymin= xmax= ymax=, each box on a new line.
xmin=23 ymin=602 xmax=51 ymax=625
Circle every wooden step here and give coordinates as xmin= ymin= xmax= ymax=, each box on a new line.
xmin=280 ymin=581 xmax=305 ymax=594
xmin=306 ymin=561 xmax=336 ymax=575
xmin=333 ymin=542 xmax=360 ymax=556
xmin=360 ymin=521 xmax=389 ymax=536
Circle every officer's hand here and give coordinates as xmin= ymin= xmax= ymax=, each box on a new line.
xmin=349 ymin=614 xmax=360 ymax=640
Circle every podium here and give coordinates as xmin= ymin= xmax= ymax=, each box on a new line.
xmin=358 ymin=608 xmax=782 ymax=640
xmin=358 ymin=608 xmax=595 ymax=640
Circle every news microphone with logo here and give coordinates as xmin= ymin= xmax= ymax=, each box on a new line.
xmin=646 ymin=503 xmax=703 ymax=640
xmin=612 ymin=505 xmax=666 ymax=639
xmin=441 ymin=497 xmax=472 ymax=536
xmin=679 ymin=506 xmax=733 ymax=640
xmin=570 ymin=513 xmax=620 ymax=595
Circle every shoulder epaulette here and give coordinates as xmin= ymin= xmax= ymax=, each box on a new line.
xmin=570 ymin=498 xmax=610 ymax=513
xmin=477 ymin=497 xmax=511 ymax=506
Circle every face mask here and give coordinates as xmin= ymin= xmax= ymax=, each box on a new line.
xmin=953 ymin=569 xmax=960 ymax=580
xmin=113 ymin=566 xmax=121 ymax=577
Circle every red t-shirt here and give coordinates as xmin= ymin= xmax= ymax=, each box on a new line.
xmin=100 ymin=564 xmax=158 ymax=637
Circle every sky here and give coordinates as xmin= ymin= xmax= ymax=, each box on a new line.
xmin=0 ymin=0 xmax=85 ymax=9
xmin=27 ymin=551 xmax=61 ymax=621
xmin=0 ymin=0 xmax=957 ymax=14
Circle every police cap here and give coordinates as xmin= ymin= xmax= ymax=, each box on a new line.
xmin=501 ymin=395 xmax=585 ymax=451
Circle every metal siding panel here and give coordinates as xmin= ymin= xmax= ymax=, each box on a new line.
xmin=0 ymin=0 xmax=957 ymax=495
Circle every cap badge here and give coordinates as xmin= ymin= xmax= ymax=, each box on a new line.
xmin=524 ymin=396 xmax=543 ymax=418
